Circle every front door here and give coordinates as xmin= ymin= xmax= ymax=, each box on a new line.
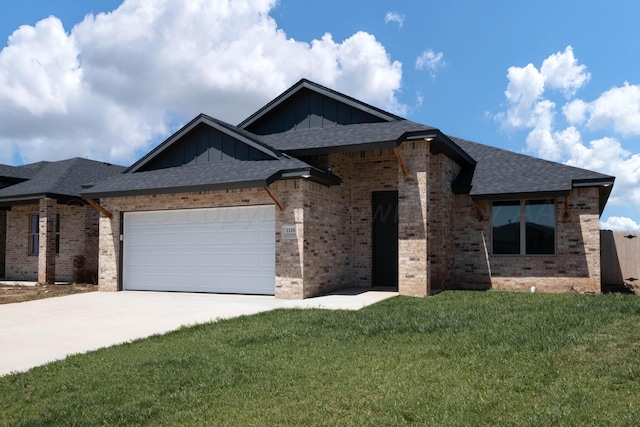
xmin=372 ymin=191 xmax=398 ymax=289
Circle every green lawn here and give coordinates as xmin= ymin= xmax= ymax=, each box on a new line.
xmin=2 ymin=291 xmax=640 ymax=426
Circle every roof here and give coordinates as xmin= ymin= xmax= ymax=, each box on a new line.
xmin=81 ymin=157 xmax=339 ymax=199
xmin=451 ymin=137 xmax=614 ymax=212
xmin=0 ymin=158 xmax=126 ymax=205
xmin=239 ymin=79 xmax=404 ymax=130
xmin=262 ymin=120 xmax=435 ymax=153
xmin=0 ymin=162 xmax=50 ymax=182
xmin=261 ymin=120 xmax=475 ymax=166
xmin=82 ymin=79 xmax=615 ymax=209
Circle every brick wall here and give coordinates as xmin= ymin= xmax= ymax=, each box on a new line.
xmin=349 ymin=150 xmax=398 ymax=288
xmin=398 ymin=141 xmax=429 ymax=297
xmin=4 ymin=202 xmax=99 ymax=282
xmin=452 ymin=187 xmax=602 ymax=293
xmin=427 ymin=153 xmax=461 ymax=293
xmin=5 ymin=204 xmax=38 ymax=279
xmin=97 ymin=149 xmax=402 ymax=298
xmin=299 ymin=153 xmax=354 ymax=297
xmin=94 ymin=145 xmax=604 ymax=297
xmin=0 ymin=210 xmax=6 ymax=278
xmin=56 ymin=204 xmax=99 ymax=283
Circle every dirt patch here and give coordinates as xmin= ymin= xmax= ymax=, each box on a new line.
xmin=0 ymin=283 xmax=97 ymax=305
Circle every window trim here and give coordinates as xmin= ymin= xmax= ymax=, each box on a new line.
xmin=491 ymin=198 xmax=556 ymax=256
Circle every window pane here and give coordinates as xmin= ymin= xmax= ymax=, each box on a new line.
xmin=56 ymin=214 xmax=60 ymax=254
xmin=525 ymin=200 xmax=555 ymax=254
xmin=492 ymin=201 xmax=521 ymax=254
xmin=29 ymin=215 xmax=39 ymax=255
xmin=30 ymin=214 xmax=39 ymax=233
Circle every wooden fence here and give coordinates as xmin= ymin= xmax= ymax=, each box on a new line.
xmin=601 ymin=230 xmax=640 ymax=292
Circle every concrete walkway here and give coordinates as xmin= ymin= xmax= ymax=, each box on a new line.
xmin=0 ymin=289 xmax=397 ymax=376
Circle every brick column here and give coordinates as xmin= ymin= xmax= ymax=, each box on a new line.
xmin=274 ymin=180 xmax=306 ymax=299
xmin=398 ymin=141 xmax=430 ymax=297
xmin=0 ymin=209 xmax=6 ymax=278
xmin=38 ymin=198 xmax=56 ymax=284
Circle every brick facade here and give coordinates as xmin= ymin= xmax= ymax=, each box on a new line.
xmin=97 ymin=149 xmax=400 ymax=297
xmin=4 ymin=202 xmax=100 ymax=283
xmin=95 ymin=144 xmax=604 ymax=298
xmin=0 ymin=210 xmax=5 ymax=278
xmin=452 ymin=187 xmax=602 ymax=293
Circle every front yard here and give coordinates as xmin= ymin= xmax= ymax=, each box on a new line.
xmin=1 ymin=291 xmax=639 ymax=426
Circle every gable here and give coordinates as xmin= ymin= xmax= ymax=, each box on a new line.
xmin=137 ymin=121 xmax=275 ymax=172
xmin=240 ymin=79 xmax=403 ymax=135
xmin=244 ymin=88 xmax=387 ymax=135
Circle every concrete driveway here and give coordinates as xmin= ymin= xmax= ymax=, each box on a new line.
xmin=0 ymin=289 xmax=397 ymax=376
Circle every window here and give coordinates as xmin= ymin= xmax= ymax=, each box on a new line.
xmin=492 ymin=199 xmax=555 ymax=255
xmin=29 ymin=214 xmax=39 ymax=256
xmin=28 ymin=214 xmax=60 ymax=256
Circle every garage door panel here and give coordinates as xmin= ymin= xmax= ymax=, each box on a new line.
xmin=123 ymin=205 xmax=275 ymax=294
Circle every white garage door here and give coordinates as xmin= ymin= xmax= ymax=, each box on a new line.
xmin=122 ymin=205 xmax=275 ymax=294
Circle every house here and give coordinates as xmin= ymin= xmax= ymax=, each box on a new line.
xmin=81 ymin=79 xmax=615 ymax=298
xmin=0 ymin=158 xmax=125 ymax=283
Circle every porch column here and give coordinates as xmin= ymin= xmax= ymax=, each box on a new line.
xmin=398 ymin=141 xmax=430 ymax=297
xmin=0 ymin=209 xmax=6 ymax=278
xmin=38 ymin=198 xmax=56 ymax=284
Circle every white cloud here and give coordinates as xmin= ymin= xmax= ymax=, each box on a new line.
xmin=0 ymin=0 xmax=405 ymax=165
xmin=524 ymin=100 xmax=561 ymax=160
xmin=384 ymin=12 xmax=404 ymax=28
xmin=415 ymin=49 xmax=445 ymax=77
xmin=0 ymin=17 xmax=81 ymax=116
xmin=502 ymin=63 xmax=546 ymax=130
xmin=562 ymin=99 xmax=588 ymax=125
xmin=601 ymin=216 xmax=640 ymax=232
xmin=540 ymin=46 xmax=590 ymax=97
xmin=585 ymin=82 xmax=640 ymax=135
xmin=496 ymin=46 xmax=640 ymax=225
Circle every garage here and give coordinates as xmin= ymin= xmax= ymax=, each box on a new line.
xmin=122 ymin=205 xmax=275 ymax=294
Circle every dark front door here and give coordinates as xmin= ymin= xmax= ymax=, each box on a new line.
xmin=372 ymin=191 xmax=398 ymax=289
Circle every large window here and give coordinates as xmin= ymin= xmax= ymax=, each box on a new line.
xmin=29 ymin=214 xmax=60 ymax=256
xmin=492 ymin=199 xmax=555 ymax=255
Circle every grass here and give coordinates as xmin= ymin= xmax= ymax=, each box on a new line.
xmin=1 ymin=291 xmax=640 ymax=426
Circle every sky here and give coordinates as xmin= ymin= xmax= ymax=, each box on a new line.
xmin=1 ymin=0 xmax=639 ymax=231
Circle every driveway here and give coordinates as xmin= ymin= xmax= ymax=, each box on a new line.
xmin=0 ymin=289 xmax=397 ymax=376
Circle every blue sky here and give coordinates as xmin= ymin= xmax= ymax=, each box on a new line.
xmin=1 ymin=0 xmax=639 ymax=230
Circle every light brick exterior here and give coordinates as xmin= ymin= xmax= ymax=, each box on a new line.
xmin=4 ymin=202 xmax=100 ymax=283
xmin=95 ymin=143 xmax=604 ymax=298
xmin=0 ymin=209 xmax=6 ymax=277
xmin=38 ymin=198 xmax=57 ymax=284
xmin=452 ymin=187 xmax=602 ymax=293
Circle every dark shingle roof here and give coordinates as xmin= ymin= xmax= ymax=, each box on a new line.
xmin=451 ymin=137 xmax=614 ymax=198
xmin=0 ymin=165 xmax=29 ymax=181
xmin=0 ymin=162 xmax=51 ymax=181
xmin=0 ymin=158 xmax=125 ymax=203
xmin=81 ymin=157 xmax=335 ymax=198
xmin=261 ymin=120 xmax=437 ymax=153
